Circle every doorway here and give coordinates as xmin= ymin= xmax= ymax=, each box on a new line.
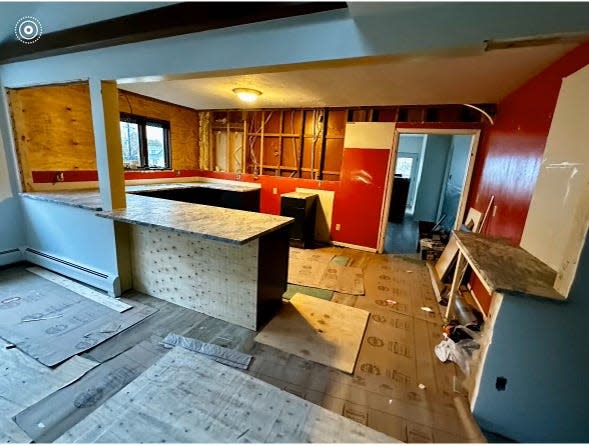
xmin=379 ymin=129 xmax=480 ymax=254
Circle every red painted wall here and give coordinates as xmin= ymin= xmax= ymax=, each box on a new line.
xmin=467 ymin=41 xmax=589 ymax=312
xmin=197 ymin=147 xmax=391 ymax=249
xmin=332 ymin=149 xmax=391 ymax=248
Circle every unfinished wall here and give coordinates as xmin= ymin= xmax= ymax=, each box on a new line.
xmin=7 ymin=82 xmax=97 ymax=191
xmin=118 ymin=90 xmax=199 ymax=172
xmin=7 ymin=84 xmax=200 ymax=190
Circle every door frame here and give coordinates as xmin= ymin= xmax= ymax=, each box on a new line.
xmin=376 ymin=128 xmax=481 ymax=253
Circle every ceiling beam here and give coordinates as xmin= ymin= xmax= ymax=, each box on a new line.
xmin=0 ymin=2 xmax=348 ymax=65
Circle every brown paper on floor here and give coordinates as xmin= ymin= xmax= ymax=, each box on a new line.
xmin=289 ymin=247 xmax=336 ymax=264
xmin=288 ymin=259 xmax=365 ymax=295
xmin=254 ymin=293 xmax=369 ymax=373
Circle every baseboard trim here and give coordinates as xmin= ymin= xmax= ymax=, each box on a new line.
xmin=332 ymin=241 xmax=377 ymax=253
xmin=23 ymin=247 xmax=119 ymax=296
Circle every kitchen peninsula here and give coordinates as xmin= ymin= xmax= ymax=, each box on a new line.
xmin=21 ymin=181 xmax=293 ymax=330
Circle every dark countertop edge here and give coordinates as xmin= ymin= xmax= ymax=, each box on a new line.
xmin=20 ymin=192 xmax=103 ymax=211
xmin=96 ymin=212 xmax=293 ymax=245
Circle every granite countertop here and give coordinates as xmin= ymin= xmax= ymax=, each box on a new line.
xmin=97 ymin=194 xmax=293 ymax=245
xmin=20 ymin=181 xmax=261 ymax=212
xmin=126 ymin=181 xmax=261 ymax=194
xmin=20 ymin=190 xmax=103 ymax=211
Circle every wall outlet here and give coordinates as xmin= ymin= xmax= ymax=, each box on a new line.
xmin=272 ymin=187 xmax=278 ymax=195
xmin=336 ymin=223 xmax=341 ymax=231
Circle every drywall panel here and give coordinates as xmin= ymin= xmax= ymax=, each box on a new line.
xmin=344 ymin=122 xmax=395 ymax=149
xmin=520 ymin=64 xmax=589 ymax=296
xmin=296 ymin=187 xmax=334 ymax=242
xmin=441 ymin=135 xmax=472 ymax=230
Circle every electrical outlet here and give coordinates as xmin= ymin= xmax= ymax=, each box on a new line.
xmin=272 ymin=187 xmax=278 ymax=195
xmin=336 ymin=224 xmax=341 ymax=231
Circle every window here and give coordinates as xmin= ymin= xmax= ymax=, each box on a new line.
xmin=120 ymin=113 xmax=170 ymax=169
xmin=395 ymin=156 xmax=414 ymax=178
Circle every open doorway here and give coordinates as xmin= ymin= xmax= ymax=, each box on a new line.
xmin=381 ymin=129 xmax=480 ymax=254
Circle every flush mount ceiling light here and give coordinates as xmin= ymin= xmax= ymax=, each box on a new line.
xmin=233 ymin=87 xmax=262 ymax=103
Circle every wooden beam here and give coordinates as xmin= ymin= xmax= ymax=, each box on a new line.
xmin=0 ymin=2 xmax=348 ymax=64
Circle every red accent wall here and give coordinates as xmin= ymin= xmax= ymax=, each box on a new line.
xmin=332 ymin=148 xmax=391 ymax=248
xmin=467 ymin=41 xmax=589 ymax=312
xmin=197 ymin=147 xmax=391 ymax=249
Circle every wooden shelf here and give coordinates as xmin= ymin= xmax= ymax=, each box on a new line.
xmin=453 ymin=231 xmax=565 ymax=301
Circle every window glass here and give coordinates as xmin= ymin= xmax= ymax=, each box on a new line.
xmin=146 ymin=124 xmax=166 ymax=168
xmin=395 ymin=156 xmax=414 ymax=178
xmin=120 ymin=121 xmax=141 ymax=168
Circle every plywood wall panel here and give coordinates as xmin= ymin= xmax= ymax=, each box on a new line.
xmin=8 ymin=82 xmax=96 ymax=190
xmin=118 ymin=90 xmax=199 ymax=170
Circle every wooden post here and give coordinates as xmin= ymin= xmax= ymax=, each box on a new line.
xmin=89 ymin=79 xmax=131 ymax=295
xmin=89 ymin=79 xmax=126 ymax=211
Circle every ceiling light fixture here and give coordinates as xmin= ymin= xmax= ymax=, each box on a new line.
xmin=233 ymin=87 xmax=262 ymax=103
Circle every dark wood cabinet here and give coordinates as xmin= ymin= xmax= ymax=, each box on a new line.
xmin=280 ymin=192 xmax=318 ymax=248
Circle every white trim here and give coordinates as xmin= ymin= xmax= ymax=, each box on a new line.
xmin=379 ymin=128 xmax=481 ymax=252
xmin=332 ymin=240 xmax=377 ymax=253
xmin=376 ymin=127 xmax=398 ymax=253
xmin=470 ymin=292 xmax=503 ymax=411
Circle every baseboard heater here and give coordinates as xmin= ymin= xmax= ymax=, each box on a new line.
xmin=0 ymin=248 xmax=24 ymax=265
xmin=23 ymin=247 xmax=118 ymax=296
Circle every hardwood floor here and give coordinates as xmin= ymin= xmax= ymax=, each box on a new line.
xmin=0 ymin=249 xmax=483 ymax=443
xmin=384 ymin=216 xmax=420 ymax=254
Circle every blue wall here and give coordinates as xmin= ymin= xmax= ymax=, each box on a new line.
xmin=0 ymin=83 xmax=25 ymax=266
xmin=413 ymin=135 xmax=452 ymax=222
xmin=440 ymin=135 xmax=472 ymax=230
xmin=473 ymin=230 xmax=589 ymax=442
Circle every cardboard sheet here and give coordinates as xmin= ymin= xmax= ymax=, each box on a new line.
xmin=14 ymin=341 xmax=166 ymax=443
xmin=0 ymin=338 xmax=98 ymax=444
xmin=255 ymin=293 xmax=369 ymax=373
xmin=0 ymin=271 xmax=156 ymax=366
xmin=288 ymin=260 xmax=365 ymax=295
xmin=57 ymin=347 xmax=398 ymax=443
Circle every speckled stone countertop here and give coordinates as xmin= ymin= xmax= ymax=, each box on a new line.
xmin=20 ymin=190 xmax=103 ymax=211
xmin=97 ymin=194 xmax=293 ymax=245
xmin=126 ymin=181 xmax=261 ymax=194
xmin=20 ymin=181 xmax=261 ymax=212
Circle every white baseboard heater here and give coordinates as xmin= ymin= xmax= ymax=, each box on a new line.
xmin=23 ymin=247 xmax=119 ymax=296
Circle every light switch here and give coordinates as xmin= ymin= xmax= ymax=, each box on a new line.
xmin=272 ymin=188 xmax=278 ymax=194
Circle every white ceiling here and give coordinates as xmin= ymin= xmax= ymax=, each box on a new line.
xmin=119 ymin=41 xmax=581 ymax=109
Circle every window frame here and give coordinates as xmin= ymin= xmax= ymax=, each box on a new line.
xmin=120 ymin=113 xmax=171 ymax=170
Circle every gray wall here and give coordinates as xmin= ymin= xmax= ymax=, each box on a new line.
xmin=413 ymin=135 xmax=452 ymax=222
xmin=440 ymin=135 xmax=471 ymax=230
xmin=473 ymin=229 xmax=589 ymax=442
